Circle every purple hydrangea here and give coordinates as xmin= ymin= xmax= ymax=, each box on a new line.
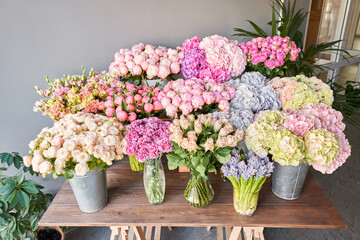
xmin=181 ymin=48 xmax=208 ymax=79
xmin=221 ymin=149 xmax=274 ymax=181
xmin=125 ymin=117 xmax=173 ymax=162
xmin=240 ymin=72 xmax=268 ymax=87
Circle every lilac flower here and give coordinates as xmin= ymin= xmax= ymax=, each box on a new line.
xmin=181 ymin=48 xmax=207 ymax=79
xmin=240 ymin=72 xmax=268 ymax=87
xmin=213 ymin=109 xmax=254 ymax=131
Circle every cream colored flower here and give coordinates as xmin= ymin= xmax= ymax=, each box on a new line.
xmin=187 ymin=131 xmax=197 ymax=141
xmin=219 ymin=123 xmax=234 ymax=137
xmin=194 ymin=120 xmax=202 ymax=134
xmin=204 ymin=138 xmax=214 ymax=151
xmin=170 ymin=128 xmax=183 ymax=145
xmin=168 ymin=123 xmax=178 ymax=133
xmin=214 ymin=119 xmax=224 ymax=131
xmin=216 ymin=136 xmax=227 ymax=148
xmin=93 ymin=145 xmax=104 ymax=158
xmin=235 ymin=129 xmax=245 ymax=141
xmin=23 ymin=156 xmax=33 ymax=167
xmin=57 ymin=148 xmax=70 ymax=160
xmin=180 ymin=117 xmax=191 ymax=130
xmin=108 ymin=126 xmax=119 ymax=135
xmin=39 ymin=161 xmax=52 ymax=175
xmin=187 ymin=114 xmax=195 ymax=122
xmin=32 ymin=155 xmax=44 ymax=172
xmin=75 ymin=163 xmax=89 ymax=176
xmin=71 ymin=149 xmax=81 ymax=159
xmin=77 ymin=152 xmax=90 ymax=164
xmin=29 ymin=140 xmax=37 ymax=150
xmin=40 ymin=140 xmax=50 ymax=150
xmin=54 ymin=159 xmax=65 ymax=175
xmin=186 ymin=140 xmax=198 ymax=152
xmin=104 ymin=135 xmax=116 ymax=146
xmin=226 ymin=135 xmax=238 ymax=147
xmin=100 ymin=151 xmax=111 ymax=162
xmin=33 ymin=150 xmax=42 ymax=157
xmin=63 ymin=139 xmax=76 ymax=151
xmin=51 ymin=137 xmax=64 ymax=148
xmin=86 ymin=146 xmax=94 ymax=155
xmin=172 ymin=119 xmax=180 ymax=126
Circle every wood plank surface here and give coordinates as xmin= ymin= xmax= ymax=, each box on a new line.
xmin=39 ymin=158 xmax=345 ymax=229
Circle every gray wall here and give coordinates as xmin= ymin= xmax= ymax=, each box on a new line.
xmin=0 ymin=0 xmax=310 ymax=194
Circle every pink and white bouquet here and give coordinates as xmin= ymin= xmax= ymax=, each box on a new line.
xmin=157 ymin=78 xmax=236 ymax=118
xmin=101 ymin=82 xmax=164 ymax=123
xmin=125 ymin=117 xmax=173 ymax=162
xmin=34 ymin=68 xmax=120 ymax=120
xmin=181 ymin=35 xmax=247 ymax=83
xmin=109 ymin=43 xmax=182 ymax=85
xmin=245 ymin=103 xmax=351 ymax=174
xmin=267 ymin=75 xmax=333 ymax=110
xmin=24 ymin=113 xmax=127 ymax=178
xmin=239 ymin=36 xmax=301 ymax=78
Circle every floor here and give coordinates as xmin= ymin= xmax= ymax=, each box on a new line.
xmin=65 ymin=122 xmax=360 ymax=240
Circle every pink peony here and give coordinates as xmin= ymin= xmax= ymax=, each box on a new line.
xmin=105 ymin=107 xmax=115 ymax=117
xmin=127 ymin=104 xmax=135 ymax=112
xmin=179 ymin=102 xmax=193 ymax=116
xmin=170 ymin=62 xmax=181 ymax=74
xmin=161 ymin=97 xmax=171 ymax=108
xmin=218 ymin=100 xmax=230 ymax=111
xmin=158 ymin=65 xmax=171 ymax=79
xmin=202 ymin=92 xmax=215 ymax=104
xmin=125 ymin=96 xmax=134 ymax=104
xmin=134 ymin=94 xmax=142 ymax=102
xmin=166 ymin=104 xmax=178 ymax=118
xmin=116 ymin=110 xmax=128 ymax=121
xmin=142 ymin=96 xmax=151 ymax=103
xmin=191 ymin=95 xmax=205 ymax=109
xmin=128 ymin=112 xmax=137 ymax=122
xmin=153 ymin=101 xmax=163 ymax=111
xmin=114 ymin=96 xmax=125 ymax=106
xmin=172 ymin=95 xmax=182 ymax=107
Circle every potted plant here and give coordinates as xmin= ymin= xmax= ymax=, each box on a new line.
xmin=245 ymin=105 xmax=351 ymax=200
xmin=124 ymin=117 xmax=173 ymax=205
xmin=0 ymin=152 xmax=64 ymax=240
xmin=166 ymin=114 xmax=245 ymax=207
xmin=23 ymin=112 xmax=127 ymax=212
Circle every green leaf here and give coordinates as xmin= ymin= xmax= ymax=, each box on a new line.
xmin=121 ymin=100 xmax=127 ymax=111
xmin=215 ymin=153 xmax=231 ymax=164
xmin=18 ymin=191 xmax=30 ymax=208
xmin=14 ymin=155 xmax=22 ymax=169
xmin=0 ymin=185 xmax=15 ymax=195
xmin=246 ymin=20 xmax=267 ymax=37
xmin=89 ymin=161 xmax=96 ymax=170
xmin=166 ymin=153 xmax=181 ymax=170
xmin=22 ymin=185 xmax=39 ymax=195
xmin=271 ymin=4 xmax=276 ymax=36
xmin=0 ymin=217 xmax=5 ymax=225
xmin=6 ymin=155 xmax=14 ymax=166
xmin=17 ymin=172 xmax=25 ymax=184
xmin=0 ymin=153 xmax=10 ymax=163
xmin=191 ymin=156 xmax=200 ymax=168
xmin=4 ymin=178 xmax=16 ymax=186
xmin=217 ymin=148 xmax=232 ymax=157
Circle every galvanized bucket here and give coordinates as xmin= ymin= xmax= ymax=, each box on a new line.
xmin=272 ymin=161 xmax=309 ymax=200
xmin=68 ymin=169 xmax=108 ymax=213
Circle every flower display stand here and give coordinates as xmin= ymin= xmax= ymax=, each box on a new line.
xmin=39 ymin=158 xmax=345 ymax=240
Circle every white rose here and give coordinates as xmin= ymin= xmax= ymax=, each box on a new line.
xmin=77 ymin=152 xmax=90 ymax=164
xmin=54 ymin=159 xmax=65 ymax=175
xmin=226 ymin=135 xmax=238 ymax=147
xmin=29 ymin=140 xmax=37 ymax=150
xmin=23 ymin=156 xmax=33 ymax=167
xmin=32 ymin=155 xmax=44 ymax=172
xmin=71 ymin=149 xmax=81 ymax=159
xmin=39 ymin=161 xmax=52 ymax=174
xmin=75 ymin=163 xmax=89 ymax=176
xmin=63 ymin=140 xmax=76 ymax=151
xmin=86 ymin=146 xmax=94 ymax=155
xmin=104 ymin=135 xmax=116 ymax=146
xmin=33 ymin=150 xmax=42 ymax=157
xmin=109 ymin=151 xmax=116 ymax=161
xmin=204 ymin=138 xmax=214 ymax=152
xmin=214 ymin=119 xmax=224 ymax=131
xmin=93 ymin=145 xmax=104 ymax=159
xmin=108 ymin=126 xmax=120 ymax=135
xmin=100 ymin=151 xmax=111 ymax=162
xmin=99 ymin=129 xmax=108 ymax=137
xmin=57 ymin=148 xmax=70 ymax=160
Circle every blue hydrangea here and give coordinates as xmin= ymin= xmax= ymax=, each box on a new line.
xmin=221 ymin=149 xmax=274 ymax=181
xmin=240 ymin=72 xmax=268 ymax=87
xmin=212 ymin=109 xmax=254 ymax=131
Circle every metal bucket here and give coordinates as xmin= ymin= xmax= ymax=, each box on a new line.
xmin=68 ymin=169 xmax=108 ymax=213
xmin=272 ymin=161 xmax=309 ymax=200
xmin=141 ymin=79 xmax=167 ymax=87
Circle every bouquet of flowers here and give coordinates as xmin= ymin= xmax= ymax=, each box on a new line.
xmin=226 ymin=72 xmax=281 ymax=113
xmin=213 ymin=109 xmax=254 ymax=131
xmin=102 ymin=82 xmax=164 ymax=123
xmin=167 ymin=114 xmax=245 ymax=207
xmin=181 ymin=35 xmax=247 ymax=83
xmin=239 ymin=36 xmax=300 ymax=78
xmin=245 ymin=103 xmax=351 ymax=174
xmin=157 ymin=78 xmax=236 ymax=118
xmin=24 ymin=113 xmax=127 ymax=178
xmin=109 ymin=43 xmax=182 ymax=85
xmin=34 ymin=68 xmax=119 ymax=120
xmin=267 ymin=75 xmax=333 ymax=110
xmin=221 ymin=150 xmax=274 ymax=216
xmin=125 ymin=117 xmax=173 ymax=204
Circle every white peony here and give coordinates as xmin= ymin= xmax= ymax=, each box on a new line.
xmin=23 ymin=156 xmax=33 ymax=167
xmin=57 ymin=148 xmax=70 ymax=160
xmin=104 ymin=135 xmax=116 ymax=146
xmin=108 ymin=126 xmax=119 ymax=135
xmin=77 ymin=152 xmax=90 ymax=164
xmin=39 ymin=161 xmax=52 ymax=174
xmin=63 ymin=139 xmax=76 ymax=151
xmin=93 ymin=145 xmax=104 ymax=159
xmin=75 ymin=163 xmax=89 ymax=176
xmin=54 ymin=159 xmax=65 ymax=175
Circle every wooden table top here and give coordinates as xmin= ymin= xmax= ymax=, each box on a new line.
xmin=39 ymin=158 xmax=345 ymax=229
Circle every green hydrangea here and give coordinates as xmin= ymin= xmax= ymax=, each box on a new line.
xmin=269 ymin=129 xmax=306 ymax=166
xmin=304 ymin=129 xmax=340 ymax=167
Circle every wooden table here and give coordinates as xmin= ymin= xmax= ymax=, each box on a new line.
xmin=39 ymin=158 xmax=345 ymax=240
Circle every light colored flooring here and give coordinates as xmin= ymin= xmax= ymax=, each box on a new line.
xmin=65 ymin=122 xmax=360 ymax=239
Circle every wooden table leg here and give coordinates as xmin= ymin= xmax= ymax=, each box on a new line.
xmin=154 ymin=226 xmax=161 ymax=240
xmin=229 ymin=227 xmax=242 ymax=240
xmin=207 ymin=226 xmax=212 ymax=231
xmin=217 ymin=227 xmax=224 ymax=240
xmin=132 ymin=226 xmax=145 ymax=240
xmin=145 ymin=226 xmax=153 ymax=239
xmin=243 ymin=227 xmax=264 ymax=240
xmin=110 ymin=226 xmax=120 ymax=240
xmin=121 ymin=226 xmax=129 ymax=240
xmin=225 ymin=227 xmax=232 ymax=240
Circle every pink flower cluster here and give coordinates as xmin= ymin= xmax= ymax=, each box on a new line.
xmin=101 ymin=82 xmax=164 ymax=122
xmin=181 ymin=35 xmax=247 ymax=83
xmin=157 ymin=78 xmax=236 ymax=118
xmin=267 ymin=77 xmax=298 ymax=106
xmin=125 ymin=117 xmax=173 ymax=162
xmin=282 ymin=103 xmax=351 ymax=174
xmin=109 ymin=43 xmax=182 ymax=80
xmin=239 ymin=36 xmax=300 ymax=71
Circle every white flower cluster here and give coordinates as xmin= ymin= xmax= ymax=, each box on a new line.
xmin=25 ymin=112 xmax=127 ymax=177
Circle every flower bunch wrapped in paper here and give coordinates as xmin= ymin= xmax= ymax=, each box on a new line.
xmin=221 ymin=150 xmax=274 ymax=216
xmin=34 ymin=68 xmax=120 ymax=120
xmin=109 ymin=43 xmax=182 ymax=85
xmin=239 ymin=36 xmax=300 ymax=78
xmin=125 ymin=117 xmax=173 ymax=204
xmin=166 ymin=114 xmax=245 ymax=207
xmin=268 ymin=75 xmax=333 ymax=110
xmin=158 ymin=78 xmax=236 ymax=118
xmin=245 ymin=103 xmax=351 ymax=174
xmin=25 ymin=112 xmax=127 ymax=178
xmin=181 ymin=35 xmax=247 ymax=83
xmin=101 ymin=82 xmax=164 ymax=123
xmin=226 ymin=72 xmax=281 ymax=113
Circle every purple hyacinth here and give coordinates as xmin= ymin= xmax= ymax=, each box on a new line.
xmin=181 ymin=48 xmax=207 ymax=79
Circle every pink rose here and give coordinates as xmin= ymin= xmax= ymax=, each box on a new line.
xmin=265 ymin=59 xmax=276 ymax=69
xmin=158 ymin=65 xmax=171 ymax=80
xmin=132 ymin=64 xmax=142 ymax=75
xmin=202 ymin=92 xmax=215 ymax=104
xmin=226 ymin=86 xmax=236 ymax=99
xmin=142 ymin=96 xmax=151 ymax=103
xmin=220 ymin=91 xmax=231 ymax=101
xmin=105 ymin=107 xmax=115 ymax=117
xmin=97 ymin=102 xmax=105 ymax=111
xmin=127 ymin=104 xmax=135 ymax=111
xmin=199 ymin=69 xmax=212 ymax=80
xmin=134 ymin=94 xmax=142 ymax=102
xmin=146 ymin=65 xmax=159 ymax=79
xmin=114 ymin=96 xmax=125 ymax=106
xmin=160 ymin=58 xmax=172 ymax=67
xmin=191 ymin=95 xmax=204 ymax=109
xmin=105 ymin=99 xmax=114 ymax=108
xmin=161 ymin=97 xmax=171 ymax=108
xmin=119 ymin=65 xmax=129 ymax=76
xmin=116 ymin=110 xmax=128 ymax=121
xmin=125 ymin=96 xmax=134 ymax=104
xmin=153 ymin=101 xmax=163 ymax=111
xmin=170 ymin=62 xmax=180 ymax=74
xmin=218 ymin=100 xmax=230 ymax=111
xmin=166 ymin=90 xmax=177 ymax=99
xmin=141 ymin=61 xmax=150 ymax=71
xmin=181 ymin=92 xmax=193 ymax=102
xmin=126 ymin=61 xmax=135 ymax=71
xmin=128 ymin=112 xmax=137 ymax=122
xmin=179 ymin=102 xmax=193 ymax=116
xmin=172 ymin=95 xmax=182 ymax=107
xmin=133 ymin=54 xmax=146 ymax=65
xmin=166 ymin=104 xmax=178 ymax=118
xmin=144 ymin=103 xmax=154 ymax=113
